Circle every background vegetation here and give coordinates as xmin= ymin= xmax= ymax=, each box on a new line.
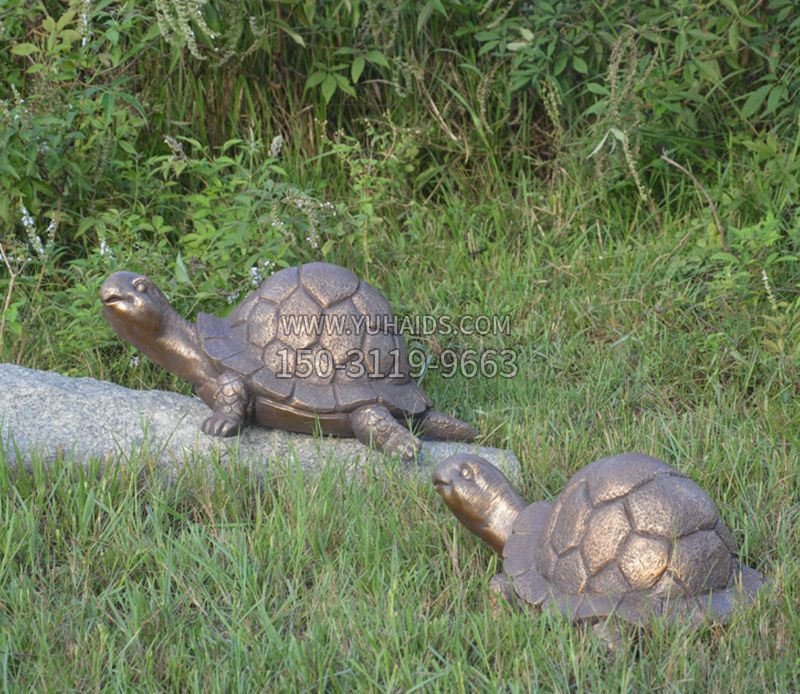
xmin=1 ymin=0 xmax=798 ymax=690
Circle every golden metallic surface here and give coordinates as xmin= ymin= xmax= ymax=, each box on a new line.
xmin=431 ymin=454 xmax=526 ymax=555
xmin=433 ymin=452 xmax=767 ymax=625
xmin=100 ymin=263 xmax=476 ymax=460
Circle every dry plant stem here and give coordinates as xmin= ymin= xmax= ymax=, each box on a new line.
xmin=661 ymin=150 xmax=731 ymax=253
xmin=0 ymin=243 xmax=17 ymax=350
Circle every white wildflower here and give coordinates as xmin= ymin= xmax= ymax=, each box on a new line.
xmin=19 ymin=205 xmax=45 ymax=258
xmin=80 ymin=0 xmax=91 ymax=46
xmin=269 ymin=134 xmax=284 ymax=158
xmin=249 ymin=265 xmax=264 ymax=287
xmin=99 ymin=238 xmax=115 ymax=259
xmin=164 ymin=135 xmax=187 ymax=161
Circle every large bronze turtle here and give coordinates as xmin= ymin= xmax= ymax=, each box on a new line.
xmin=433 ymin=453 xmax=765 ymax=625
xmin=100 ymin=262 xmax=476 ymax=459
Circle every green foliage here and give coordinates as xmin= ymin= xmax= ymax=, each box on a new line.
xmin=0 ymin=0 xmax=797 ymax=369
xmin=0 ymin=2 xmax=799 ymax=685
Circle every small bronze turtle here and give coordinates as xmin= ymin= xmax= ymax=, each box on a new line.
xmin=433 ymin=453 xmax=765 ymax=626
xmin=100 ymin=262 xmax=476 ymax=459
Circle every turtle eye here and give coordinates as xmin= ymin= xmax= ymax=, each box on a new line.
xmin=460 ymin=465 xmax=473 ymax=480
xmin=133 ymin=279 xmax=147 ymax=293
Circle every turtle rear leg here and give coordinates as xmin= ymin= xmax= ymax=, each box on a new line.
xmin=201 ymin=373 xmax=249 ymax=437
xmin=417 ymin=410 xmax=477 ymax=442
xmin=350 ymin=404 xmax=421 ymax=461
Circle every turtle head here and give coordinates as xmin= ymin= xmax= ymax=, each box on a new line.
xmin=433 ymin=454 xmax=525 ymax=555
xmin=100 ymin=271 xmax=174 ymax=347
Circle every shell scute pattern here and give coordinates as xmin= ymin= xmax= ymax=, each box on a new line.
xmin=245 ymin=300 xmax=278 ymax=349
xmin=277 ymin=287 xmax=320 ymax=350
xmin=508 ymin=453 xmax=750 ymax=621
xmin=626 ymin=475 xmax=720 ymax=537
xmin=299 ymin=262 xmax=360 ymax=306
xmin=196 ymin=262 xmax=429 ymax=414
xmin=582 ymin=453 xmax=674 ymax=505
xmin=549 ymin=482 xmax=592 ymax=555
xmin=580 ymin=501 xmax=629 ymax=576
xmin=249 ymin=365 xmax=293 ymax=401
xmin=319 ymin=298 xmax=361 ymax=363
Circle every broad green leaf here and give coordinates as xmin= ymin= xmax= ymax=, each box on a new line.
xmin=220 ymin=138 xmax=244 ymax=152
xmin=478 ymin=41 xmax=499 ymax=57
xmin=175 ymin=253 xmax=190 ymax=284
xmin=11 ymin=43 xmax=38 ymax=56
xmin=365 ymin=50 xmax=389 ymax=67
xmin=694 ymin=58 xmax=721 ymax=83
xmin=741 ymin=84 xmax=772 ymax=118
xmin=303 ymin=0 xmax=316 ymax=23
xmin=273 ymin=19 xmax=305 ymax=47
xmin=143 ymin=23 xmax=162 ymax=42
xmin=765 ymin=85 xmax=787 ymax=115
xmin=510 ymin=74 xmax=531 ymax=91
xmin=334 ymin=74 xmax=356 ymax=97
xmin=77 ymin=217 xmax=95 ymax=237
xmin=572 ymin=56 xmax=588 ymax=74
xmin=585 ymin=82 xmax=609 ymax=95
xmin=43 ymin=16 xmax=56 ymax=33
xmin=60 ymin=29 xmax=81 ymax=43
xmin=583 ymin=100 xmax=608 ymax=116
xmin=305 ymin=71 xmax=327 ymax=89
xmin=321 ymin=74 xmax=337 ymax=103
xmin=56 ymin=9 xmax=77 ymax=31
xmin=675 ymin=31 xmax=687 ymax=63
xmin=351 ymin=56 xmax=365 ymax=83
xmin=728 ymin=22 xmax=739 ymax=51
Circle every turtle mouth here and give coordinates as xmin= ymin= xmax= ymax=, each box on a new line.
xmin=431 ymin=471 xmax=452 ymax=495
xmin=101 ymin=293 xmax=124 ymax=306
xmin=99 ymin=286 xmax=128 ymax=306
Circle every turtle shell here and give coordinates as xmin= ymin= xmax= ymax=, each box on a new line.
xmin=503 ymin=453 xmax=765 ymax=624
xmin=196 ymin=262 xmax=430 ymax=415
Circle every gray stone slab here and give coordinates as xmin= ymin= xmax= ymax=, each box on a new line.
xmin=0 ymin=364 xmax=519 ymax=480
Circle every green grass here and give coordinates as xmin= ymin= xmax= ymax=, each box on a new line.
xmin=2 ymin=4 xmax=799 ymax=687
xmin=1 ymin=200 xmax=798 ymax=690
xmin=0 ymin=442 xmax=795 ymax=691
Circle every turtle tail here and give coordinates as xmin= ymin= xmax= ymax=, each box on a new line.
xmin=418 ymin=410 xmax=477 ymax=442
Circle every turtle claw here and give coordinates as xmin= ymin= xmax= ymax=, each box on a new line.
xmin=201 ymin=413 xmax=242 ymax=437
xmin=350 ymin=404 xmax=422 ymax=461
xmin=386 ymin=432 xmax=422 ymax=462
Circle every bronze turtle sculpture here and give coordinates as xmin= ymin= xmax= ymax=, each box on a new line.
xmin=433 ymin=452 xmax=765 ymax=625
xmin=100 ymin=262 xmax=476 ymax=459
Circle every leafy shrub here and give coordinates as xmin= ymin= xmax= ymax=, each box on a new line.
xmin=1 ymin=0 xmax=799 ymax=371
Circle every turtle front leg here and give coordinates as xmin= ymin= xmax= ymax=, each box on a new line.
xmin=201 ymin=372 xmax=249 ymax=437
xmin=350 ymin=404 xmax=421 ymax=461
xmin=488 ymin=572 xmax=516 ymax=614
xmin=488 ymin=572 xmax=516 ymax=603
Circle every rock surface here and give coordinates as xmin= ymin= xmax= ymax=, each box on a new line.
xmin=0 ymin=364 xmax=519 ymax=480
